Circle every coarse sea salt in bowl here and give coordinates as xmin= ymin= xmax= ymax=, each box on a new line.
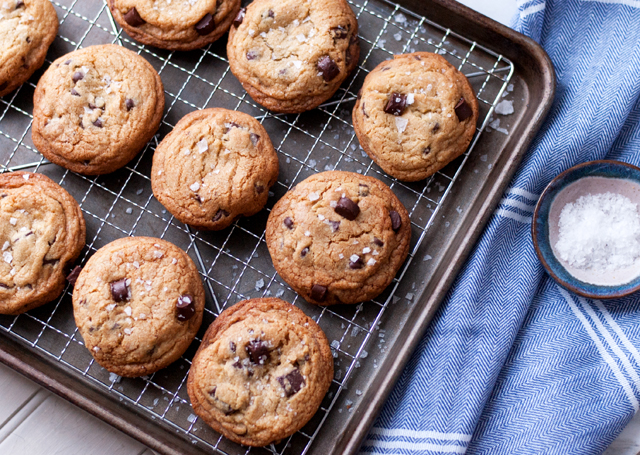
xmin=532 ymin=160 xmax=640 ymax=299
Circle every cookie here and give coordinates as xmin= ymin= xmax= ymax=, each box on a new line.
xmin=0 ymin=0 xmax=58 ymax=98
xmin=0 ymin=172 xmax=85 ymax=315
xmin=187 ymin=298 xmax=333 ymax=446
xmin=108 ymin=0 xmax=240 ymax=51
xmin=266 ymin=171 xmax=411 ymax=305
xmin=72 ymin=237 xmax=205 ymax=377
xmin=32 ymin=44 xmax=165 ymax=175
xmin=151 ymin=108 xmax=279 ymax=231
xmin=227 ymin=0 xmax=359 ymax=113
xmin=353 ymin=52 xmax=479 ymax=182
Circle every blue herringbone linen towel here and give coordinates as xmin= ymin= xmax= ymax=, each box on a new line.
xmin=361 ymin=1 xmax=640 ymax=454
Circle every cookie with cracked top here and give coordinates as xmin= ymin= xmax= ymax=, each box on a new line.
xmin=0 ymin=0 xmax=58 ymax=98
xmin=0 ymin=172 xmax=85 ymax=315
xmin=108 ymin=0 xmax=240 ymax=51
xmin=265 ymin=171 xmax=411 ymax=305
xmin=227 ymin=0 xmax=359 ymax=113
xmin=187 ymin=297 xmax=333 ymax=446
xmin=353 ymin=52 xmax=479 ymax=182
xmin=32 ymin=44 xmax=165 ymax=175
xmin=151 ymin=108 xmax=279 ymax=230
xmin=72 ymin=236 xmax=205 ymax=377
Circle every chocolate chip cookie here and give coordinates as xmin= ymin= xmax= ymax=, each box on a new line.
xmin=72 ymin=237 xmax=204 ymax=377
xmin=227 ymin=0 xmax=359 ymax=113
xmin=152 ymin=108 xmax=278 ymax=230
xmin=0 ymin=0 xmax=58 ymax=98
xmin=266 ymin=171 xmax=411 ymax=305
xmin=108 ymin=0 xmax=240 ymax=51
xmin=187 ymin=297 xmax=333 ymax=446
xmin=0 ymin=172 xmax=85 ymax=315
xmin=353 ymin=52 xmax=479 ymax=182
xmin=32 ymin=44 xmax=165 ymax=175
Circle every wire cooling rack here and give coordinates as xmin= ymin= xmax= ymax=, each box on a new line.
xmin=0 ymin=0 xmax=514 ymax=453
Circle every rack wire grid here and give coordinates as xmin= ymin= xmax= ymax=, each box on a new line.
xmin=0 ymin=0 xmax=514 ymax=453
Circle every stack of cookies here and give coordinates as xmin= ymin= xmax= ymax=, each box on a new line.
xmin=0 ymin=0 xmax=480 ymax=448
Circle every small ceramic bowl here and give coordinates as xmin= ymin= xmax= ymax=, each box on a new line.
xmin=532 ymin=160 xmax=640 ymax=299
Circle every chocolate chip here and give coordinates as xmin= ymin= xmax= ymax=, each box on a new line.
xmin=0 ymin=194 xmax=6 ymax=198
xmin=334 ymin=197 xmax=360 ymax=221
xmin=209 ymin=387 xmax=217 ymax=397
xmin=277 ymin=369 xmax=305 ymax=397
xmin=212 ymin=209 xmax=229 ymax=222
xmin=232 ymin=360 xmax=242 ymax=369
xmin=88 ymin=103 xmax=97 ymax=109
xmin=230 ymin=341 xmax=236 ymax=352
xmin=267 ymin=9 xmax=274 ymax=18
xmin=233 ymin=7 xmax=245 ymax=27
xmin=349 ymin=256 xmax=364 ymax=269
xmin=362 ymin=102 xmax=368 ymax=118
xmin=72 ymin=72 xmax=84 ymax=83
xmin=433 ymin=123 xmax=440 ymax=132
xmin=381 ymin=66 xmax=391 ymax=71
xmin=0 ymin=82 xmax=8 ymax=92
xmin=124 ymin=7 xmax=145 ymax=26
xmin=66 ymin=266 xmax=82 ymax=286
xmin=64 ymin=59 xmax=72 ymax=65
xmin=384 ymin=93 xmax=407 ymax=116
xmin=15 ymin=0 xmax=24 ymax=7
xmin=317 ymin=56 xmax=340 ymax=82
xmin=358 ymin=184 xmax=369 ymax=197
xmin=389 ymin=210 xmax=402 ymax=232
xmin=195 ymin=13 xmax=216 ymax=35
xmin=24 ymin=231 xmax=34 ymax=237
xmin=71 ymin=88 xmax=80 ymax=96
xmin=176 ymin=294 xmax=196 ymax=321
xmin=329 ymin=220 xmax=340 ymax=232
xmin=310 ymin=284 xmax=327 ymax=302
xmin=454 ymin=98 xmax=473 ymax=121
xmin=125 ymin=99 xmax=135 ymax=111
xmin=25 ymin=284 xmax=32 ymax=289
xmin=331 ymin=25 xmax=348 ymax=39
xmin=284 ymin=217 xmax=294 ymax=230
xmin=0 ymin=284 xmax=9 ymax=289
xmin=246 ymin=50 xmax=259 ymax=60
xmin=255 ymin=184 xmax=264 ymax=194
xmin=109 ymin=278 xmax=130 ymax=302
xmin=373 ymin=237 xmax=384 ymax=247
xmin=224 ymin=122 xmax=240 ymax=133
xmin=93 ymin=118 xmax=103 ymax=128
xmin=423 ymin=146 xmax=431 ymax=156
xmin=301 ymin=247 xmax=309 ymax=258
xmin=246 ymin=339 xmax=270 ymax=364
xmin=250 ymin=133 xmax=260 ymax=146
xmin=25 ymin=36 xmax=31 ymax=43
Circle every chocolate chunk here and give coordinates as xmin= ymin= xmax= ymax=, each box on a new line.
xmin=389 ymin=210 xmax=402 ymax=231
xmin=246 ymin=339 xmax=269 ymax=364
xmin=0 ymin=194 xmax=6 ymax=198
xmin=0 ymin=284 xmax=9 ymax=289
xmin=246 ymin=50 xmax=259 ymax=60
xmin=373 ymin=237 xmax=384 ymax=247
xmin=212 ymin=209 xmax=229 ymax=222
xmin=176 ymin=294 xmax=196 ymax=321
xmin=66 ymin=266 xmax=82 ymax=286
xmin=331 ymin=25 xmax=348 ymax=39
xmin=423 ymin=146 xmax=431 ymax=156
xmin=255 ymin=184 xmax=264 ymax=194
xmin=195 ymin=13 xmax=216 ymax=35
xmin=125 ymin=99 xmax=135 ymax=111
xmin=329 ymin=220 xmax=340 ymax=232
xmin=433 ymin=123 xmax=440 ymax=132
xmin=317 ymin=56 xmax=340 ymax=82
xmin=109 ymin=278 xmax=130 ymax=302
xmin=224 ymin=122 xmax=240 ymax=133
xmin=124 ymin=7 xmax=145 ymax=26
xmin=454 ymin=97 xmax=473 ymax=121
xmin=88 ymin=103 xmax=97 ymax=109
xmin=349 ymin=256 xmax=364 ymax=269
xmin=25 ymin=36 xmax=31 ymax=44
xmin=64 ymin=59 xmax=72 ymax=65
xmin=72 ymin=72 xmax=84 ymax=83
xmin=277 ymin=369 xmax=305 ymax=397
xmin=301 ymin=247 xmax=309 ymax=258
xmin=334 ymin=197 xmax=360 ymax=221
xmin=71 ymin=88 xmax=80 ymax=96
xmin=310 ymin=284 xmax=327 ymax=302
xmin=362 ymin=101 xmax=368 ymax=118
xmin=24 ymin=231 xmax=34 ymax=237
xmin=358 ymin=184 xmax=369 ymax=197
xmin=384 ymin=93 xmax=407 ymax=116
xmin=209 ymin=386 xmax=217 ymax=397
xmin=232 ymin=360 xmax=242 ymax=369
xmin=233 ymin=7 xmax=245 ymax=27
xmin=414 ymin=55 xmax=421 ymax=61
xmin=16 ymin=0 xmax=24 ymax=8
xmin=93 ymin=118 xmax=103 ymax=128
xmin=230 ymin=341 xmax=236 ymax=352
xmin=284 ymin=217 xmax=294 ymax=230
xmin=250 ymin=133 xmax=260 ymax=146
xmin=0 ymin=82 xmax=8 ymax=92
xmin=267 ymin=9 xmax=274 ymax=18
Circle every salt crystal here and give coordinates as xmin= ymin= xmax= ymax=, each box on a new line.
xmin=293 ymin=60 xmax=302 ymax=69
xmin=93 ymin=346 xmax=100 ymax=352
xmin=423 ymin=254 xmax=432 ymax=261
xmin=394 ymin=12 xmax=407 ymax=24
xmin=187 ymin=414 xmax=197 ymax=423
xmin=296 ymin=34 xmax=306 ymax=42
xmin=190 ymin=182 xmax=200 ymax=192
xmin=339 ymin=253 xmax=344 ymax=259
xmin=255 ymin=278 xmax=264 ymax=291
xmin=9 ymin=218 xmax=17 ymax=226
xmin=359 ymin=350 xmax=368 ymax=359
xmin=125 ymin=208 xmax=133 ymax=214
xmin=406 ymin=93 xmax=415 ymax=105
xmin=124 ymin=328 xmax=132 ymax=335
xmin=2 ymin=241 xmax=9 ymax=250
xmin=362 ymin=247 xmax=371 ymax=254
xmin=367 ymin=258 xmax=377 ymax=266
xmin=124 ymin=306 xmax=132 ymax=316
xmin=350 ymin=254 xmax=360 ymax=262
xmin=318 ymin=214 xmax=325 ymax=221
xmin=275 ymin=289 xmax=285 ymax=298
xmin=304 ymin=231 xmax=311 ymax=237
xmin=395 ymin=117 xmax=408 ymax=134
xmin=3 ymin=252 xmax=12 ymax=263
xmin=197 ymin=139 xmax=208 ymax=154
xmin=356 ymin=389 xmax=363 ymax=396
xmin=330 ymin=201 xmax=337 ymax=208
xmin=495 ymin=99 xmax=514 ymax=116
xmin=22 ymin=174 xmax=29 ymax=180
xmin=480 ymin=154 xmax=487 ymax=162
xmin=106 ymin=303 xmax=116 ymax=311
xmin=406 ymin=292 xmax=414 ymax=301
xmin=331 ymin=340 xmax=340 ymax=349
xmin=393 ymin=32 xmax=402 ymax=41
xmin=308 ymin=192 xmax=320 ymax=201
xmin=109 ymin=373 xmax=121 ymax=383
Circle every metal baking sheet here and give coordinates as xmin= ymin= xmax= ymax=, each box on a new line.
xmin=0 ymin=0 xmax=555 ymax=454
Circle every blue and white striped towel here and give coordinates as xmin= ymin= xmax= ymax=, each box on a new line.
xmin=361 ymin=1 xmax=640 ymax=454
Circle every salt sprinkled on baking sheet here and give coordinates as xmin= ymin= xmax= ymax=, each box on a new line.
xmin=555 ymin=192 xmax=640 ymax=272
xmin=495 ymin=99 xmax=514 ymax=115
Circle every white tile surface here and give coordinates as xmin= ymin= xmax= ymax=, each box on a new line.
xmin=0 ymin=1 xmax=636 ymax=455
